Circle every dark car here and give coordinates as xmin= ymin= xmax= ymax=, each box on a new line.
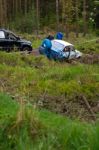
xmin=0 ymin=29 xmax=33 ymax=52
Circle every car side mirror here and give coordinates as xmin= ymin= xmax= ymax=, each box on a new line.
xmin=16 ymin=36 xmax=20 ymax=40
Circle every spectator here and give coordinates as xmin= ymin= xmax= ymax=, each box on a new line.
xmin=56 ymin=32 xmax=63 ymax=40
xmin=41 ymin=36 xmax=52 ymax=59
xmin=47 ymin=35 xmax=54 ymax=40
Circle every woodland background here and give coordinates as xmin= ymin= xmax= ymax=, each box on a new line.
xmin=0 ymin=0 xmax=99 ymax=36
xmin=0 ymin=1 xmax=99 ymax=149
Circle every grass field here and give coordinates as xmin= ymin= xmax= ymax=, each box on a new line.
xmin=0 ymin=51 xmax=99 ymax=120
xmin=0 ymin=35 xmax=99 ymax=149
xmin=0 ymin=93 xmax=99 ymax=150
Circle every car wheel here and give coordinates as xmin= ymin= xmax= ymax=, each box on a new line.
xmin=6 ymin=47 xmax=11 ymax=52
xmin=77 ymin=56 xmax=81 ymax=59
xmin=22 ymin=46 xmax=32 ymax=54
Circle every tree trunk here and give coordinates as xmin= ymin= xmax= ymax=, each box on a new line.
xmin=75 ymin=0 xmax=79 ymax=37
xmin=56 ymin=0 xmax=59 ymax=31
xmin=83 ymin=0 xmax=87 ymax=36
xmin=2 ymin=0 xmax=7 ymax=27
xmin=24 ymin=0 xmax=28 ymax=15
xmin=65 ymin=22 xmax=69 ymax=38
xmin=0 ymin=0 xmax=3 ymax=27
xmin=36 ymin=0 xmax=40 ymax=35
xmin=18 ymin=0 xmax=22 ymax=14
xmin=12 ymin=0 xmax=15 ymax=18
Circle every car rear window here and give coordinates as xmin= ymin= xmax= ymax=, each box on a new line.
xmin=0 ymin=31 xmax=5 ymax=38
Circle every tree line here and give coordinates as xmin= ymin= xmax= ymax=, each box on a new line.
xmin=0 ymin=0 xmax=99 ymax=36
xmin=0 ymin=0 xmax=33 ymax=25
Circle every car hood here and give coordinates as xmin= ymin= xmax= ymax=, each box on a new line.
xmin=19 ymin=39 xmax=32 ymax=45
xmin=75 ymin=50 xmax=83 ymax=58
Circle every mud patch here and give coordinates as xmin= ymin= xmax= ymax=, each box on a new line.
xmin=36 ymin=94 xmax=99 ymax=122
xmin=78 ymin=54 xmax=99 ymax=64
xmin=31 ymin=49 xmax=99 ymax=65
xmin=31 ymin=49 xmax=40 ymax=56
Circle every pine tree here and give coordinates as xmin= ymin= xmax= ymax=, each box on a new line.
xmin=56 ymin=0 xmax=59 ymax=31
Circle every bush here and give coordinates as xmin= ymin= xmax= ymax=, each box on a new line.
xmin=95 ymin=29 xmax=99 ymax=36
xmin=9 ymin=9 xmax=36 ymax=33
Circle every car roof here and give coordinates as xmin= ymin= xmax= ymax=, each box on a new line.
xmin=0 ymin=29 xmax=15 ymax=35
xmin=51 ymin=39 xmax=74 ymax=52
xmin=0 ymin=29 xmax=9 ymax=32
xmin=53 ymin=39 xmax=73 ymax=47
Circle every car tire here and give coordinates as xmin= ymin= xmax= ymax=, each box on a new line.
xmin=22 ymin=46 xmax=32 ymax=54
xmin=6 ymin=46 xmax=11 ymax=52
xmin=39 ymin=46 xmax=45 ymax=54
xmin=77 ymin=56 xmax=81 ymax=59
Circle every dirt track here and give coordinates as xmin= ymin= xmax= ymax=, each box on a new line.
xmin=36 ymin=94 xmax=99 ymax=122
xmin=78 ymin=54 xmax=99 ymax=64
xmin=31 ymin=49 xmax=40 ymax=56
xmin=31 ymin=49 xmax=99 ymax=64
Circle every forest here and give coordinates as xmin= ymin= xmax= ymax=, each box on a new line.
xmin=0 ymin=0 xmax=99 ymax=35
xmin=0 ymin=1 xmax=99 ymax=150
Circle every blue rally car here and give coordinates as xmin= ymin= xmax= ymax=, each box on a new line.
xmin=39 ymin=39 xmax=82 ymax=60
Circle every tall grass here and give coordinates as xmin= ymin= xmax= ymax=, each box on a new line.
xmin=0 ymin=53 xmax=98 ymax=99
xmin=0 ymin=52 xmax=98 ymax=119
xmin=0 ymin=93 xmax=99 ymax=150
xmin=0 ymin=35 xmax=99 ymax=149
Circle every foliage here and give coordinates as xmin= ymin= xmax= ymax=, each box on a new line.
xmin=0 ymin=93 xmax=46 ymax=150
xmin=0 ymin=0 xmax=99 ymax=33
xmin=76 ymin=40 xmax=99 ymax=54
xmin=9 ymin=8 xmax=36 ymax=33
xmin=95 ymin=29 xmax=99 ymax=36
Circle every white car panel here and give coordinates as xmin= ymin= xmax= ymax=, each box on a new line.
xmin=51 ymin=40 xmax=82 ymax=59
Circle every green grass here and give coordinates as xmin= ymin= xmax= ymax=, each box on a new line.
xmin=0 ymin=93 xmax=99 ymax=150
xmin=0 ymin=93 xmax=18 ymax=123
xmin=0 ymin=39 xmax=99 ymax=149
xmin=37 ymin=109 xmax=99 ymax=150
xmin=0 ymin=52 xmax=98 ymax=98
xmin=0 ymin=51 xmax=98 ymax=121
xmin=76 ymin=40 xmax=99 ymax=54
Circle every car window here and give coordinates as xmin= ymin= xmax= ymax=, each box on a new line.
xmin=51 ymin=41 xmax=65 ymax=52
xmin=8 ymin=33 xmax=17 ymax=40
xmin=0 ymin=31 xmax=5 ymax=39
xmin=63 ymin=46 xmax=75 ymax=52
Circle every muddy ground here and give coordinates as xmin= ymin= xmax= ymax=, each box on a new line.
xmin=31 ymin=49 xmax=99 ymax=65
xmin=34 ymin=94 xmax=99 ymax=122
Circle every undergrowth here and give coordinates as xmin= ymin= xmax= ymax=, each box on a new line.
xmin=0 ymin=52 xmax=99 ymax=120
xmin=0 ymin=93 xmax=99 ymax=150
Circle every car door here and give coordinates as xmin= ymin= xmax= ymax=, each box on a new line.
xmin=63 ymin=46 xmax=76 ymax=59
xmin=68 ymin=46 xmax=76 ymax=59
xmin=69 ymin=51 xmax=76 ymax=59
xmin=5 ymin=32 xmax=22 ymax=51
xmin=6 ymin=33 xmax=19 ymax=51
xmin=51 ymin=40 xmax=64 ymax=59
